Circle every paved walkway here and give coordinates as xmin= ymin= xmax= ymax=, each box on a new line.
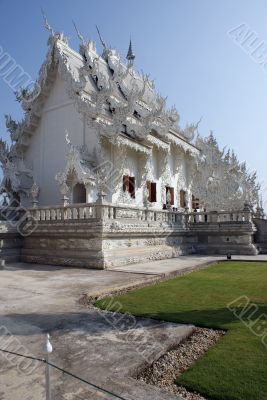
xmin=0 ymin=262 xmax=193 ymax=400
xmin=0 ymin=255 xmax=266 ymax=400
xmin=110 ymin=254 xmax=267 ymax=275
xmin=110 ymin=255 xmax=222 ymax=275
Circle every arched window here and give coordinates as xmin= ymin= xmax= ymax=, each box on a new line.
xmin=72 ymin=183 xmax=86 ymax=204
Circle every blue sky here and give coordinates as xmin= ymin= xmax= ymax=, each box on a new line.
xmin=0 ymin=0 xmax=267 ymax=204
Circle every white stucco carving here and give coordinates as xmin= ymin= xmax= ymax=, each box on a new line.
xmin=0 ymin=26 xmax=263 ymax=213
xmin=192 ymin=133 xmax=260 ymax=211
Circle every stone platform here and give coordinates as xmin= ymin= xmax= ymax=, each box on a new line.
xmin=15 ymin=203 xmax=260 ymax=269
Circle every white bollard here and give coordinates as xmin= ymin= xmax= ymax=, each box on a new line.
xmin=43 ymin=333 xmax=53 ymax=400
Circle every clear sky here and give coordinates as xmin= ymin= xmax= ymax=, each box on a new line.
xmin=0 ymin=0 xmax=266 ymax=205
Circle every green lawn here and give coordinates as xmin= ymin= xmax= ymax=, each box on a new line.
xmin=96 ymin=262 xmax=267 ymax=400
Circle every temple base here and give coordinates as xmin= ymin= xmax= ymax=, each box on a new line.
xmin=0 ymin=204 xmax=262 ymax=269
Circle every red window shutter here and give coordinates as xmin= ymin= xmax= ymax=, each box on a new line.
xmin=147 ymin=181 xmax=151 ymax=202
xmin=129 ymin=177 xmax=135 ymax=198
xmin=123 ymin=175 xmax=129 ymax=192
xmin=151 ymin=182 xmax=157 ymax=202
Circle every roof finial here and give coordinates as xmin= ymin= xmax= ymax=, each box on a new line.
xmin=72 ymin=20 xmax=85 ymax=45
xmin=96 ymin=25 xmax=107 ymax=50
xmin=126 ymin=39 xmax=135 ymax=67
xmin=41 ymin=8 xmax=54 ymax=36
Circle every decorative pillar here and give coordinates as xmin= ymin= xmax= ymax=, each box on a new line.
xmin=96 ymin=190 xmax=107 ymax=220
xmin=59 ymin=183 xmax=70 ymax=206
xmin=143 ymin=185 xmax=150 ymax=208
xmin=166 ymin=188 xmax=172 ymax=209
xmin=30 ymin=182 xmax=40 ymax=208
xmin=96 ymin=190 xmax=107 ymax=204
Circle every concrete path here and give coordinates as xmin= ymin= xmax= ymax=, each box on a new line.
xmin=1 ymin=255 xmax=266 ymax=400
xmin=0 ymin=262 xmax=194 ymax=400
xmin=110 ymin=255 xmax=222 ymax=275
xmin=229 ymin=254 xmax=267 ymax=261
xmin=110 ymin=254 xmax=267 ymax=275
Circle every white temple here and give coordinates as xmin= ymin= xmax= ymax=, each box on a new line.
xmin=0 ymin=21 xmax=266 ymax=268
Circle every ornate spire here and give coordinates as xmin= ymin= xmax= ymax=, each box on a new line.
xmin=126 ymin=39 xmax=135 ymax=66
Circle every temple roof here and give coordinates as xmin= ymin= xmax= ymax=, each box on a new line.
xmin=6 ymin=30 xmax=201 ymax=157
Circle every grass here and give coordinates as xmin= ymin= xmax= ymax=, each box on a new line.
xmin=96 ymin=262 xmax=267 ymax=400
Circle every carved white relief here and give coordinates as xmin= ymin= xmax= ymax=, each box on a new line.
xmin=55 ymin=131 xmax=96 ymax=194
xmin=192 ymin=132 xmax=261 ymax=211
xmin=0 ymin=138 xmax=33 ymax=195
xmin=30 ymin=182 xmax=40 ymax=200
xmin=2 ymin=28 xmax=263 ymax=214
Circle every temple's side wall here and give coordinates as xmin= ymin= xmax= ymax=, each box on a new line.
xmin=22 ymin=73 xmax=99 ymax=207
xmin=0 ymin=205 xmax=261 ymax=267
xmin=253 ymin=218 xmax=267 ymax=253
xmin=110 ymin=145 xmax=193 ymax=210
xmin=0 ymin=224 xmax=22 ymax=263
xmin=20 ymin=220 xmax=258 ymax=268
xmin=20 ymin=219 xmax=196 ymax=269
xmin=189 ymin=221 xmax=258 ymax=255
xmin=15 ymin=206 xmax=259 ymax=269
xmin=19 ymin=73 xmax=195 ymax=210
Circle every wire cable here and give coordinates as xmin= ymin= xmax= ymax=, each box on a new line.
xmin=0 ymin=347 xmax=130 ymax=400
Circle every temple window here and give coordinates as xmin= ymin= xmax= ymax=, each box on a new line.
xmin=192 ymin=195 xmax=200 ymax=210
xmin=166 ymin=186 xmax=174 ymax=206
xmin=180 ymin=190 xmax=186 ymax=208
xmin=72 ymin=183 xmax=87 ymax=204
xmin=147 ymin=181 xmax=157 ymax=202
xmin=123 ymin=175 xmax=135 ymax=198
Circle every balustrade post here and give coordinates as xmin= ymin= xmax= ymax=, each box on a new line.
xmin=95 ymin=204 xmax=106 ymax=220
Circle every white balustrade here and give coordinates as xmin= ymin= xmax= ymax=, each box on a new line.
xmin=187 ymin=210 xmax=253 ymax=224
xmin=24 ymin=203 xmax=253 ymax=229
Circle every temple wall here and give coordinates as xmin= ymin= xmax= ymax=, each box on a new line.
xmin=110 ymin=144 xmax=193 ymax=210
xmin=189 ymin=218 xmax=258 ymax=255
xmin=253 ymin=218 xmax=267 ymax=253
xmin=20 ymin=209 xmax=194 ymax=269
xmin=22 ymin=74 xmax=98 ymax=207
xmin=20 ymin=73 xmax=194 ymax=210
xmin=0 ymin=223 xmax=22 ymax=263
xmin=0 ymin=205 xmax=261 ymax=268
xmin=19 ymin=217 xmax=258 ymax=269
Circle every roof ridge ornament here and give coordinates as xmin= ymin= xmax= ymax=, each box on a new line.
xmin=96 ymin=25 xmax=111 ymax=60
xmin=126 ymin=39 xmax=135 ymax=67
xmin=41 ymin=8 xmax=68 ymax=45
xmin=41 ymin=8 xmax=54 ymax=37
xmin=96 ymin=25 xmax=107 ymax=51
xmin=72 ymin=20 xmax=86 ymax=45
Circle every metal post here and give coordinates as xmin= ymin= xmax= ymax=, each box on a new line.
xmin=43 ymin=333 xmax=53 ymax=400
xmin=45 ymin=353 xmax=51 ymax=400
